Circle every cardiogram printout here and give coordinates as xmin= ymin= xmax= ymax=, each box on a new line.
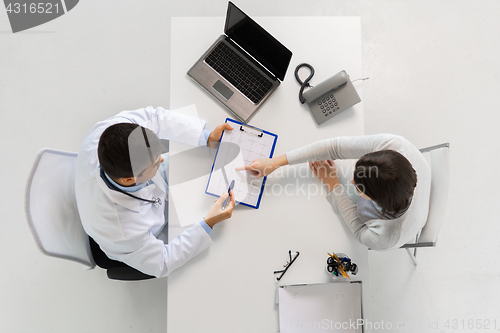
xmin=206 ymin=118 xmax=277 ymax=209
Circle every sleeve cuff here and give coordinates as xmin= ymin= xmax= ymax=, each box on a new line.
xmin=285 ymin=151 xmax=299 ymax=166
xmin=199 ymin=220 xmax=213 ymax=235
xmin=198 ymin=129 xmax=211 ymax=147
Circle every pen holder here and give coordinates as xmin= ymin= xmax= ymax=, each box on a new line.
xmin=326 ymin=252 xmax=358 ymax=279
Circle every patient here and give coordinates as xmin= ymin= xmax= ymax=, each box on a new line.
xmin=238 ymin=134 xmax=431 ymax=250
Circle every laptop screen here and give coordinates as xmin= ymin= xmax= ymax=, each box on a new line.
xmin=224 ymin=2 xmax=292 ymax=81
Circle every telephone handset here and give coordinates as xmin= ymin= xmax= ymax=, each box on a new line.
xmin=295 ymin=63 xmax=362 ymax=125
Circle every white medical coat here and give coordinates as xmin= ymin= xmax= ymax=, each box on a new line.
xmin=75 ymin=106 xmax=213 ymax=278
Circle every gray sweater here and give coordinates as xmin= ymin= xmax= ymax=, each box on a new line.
xmin=286 ymin=134 xmax=431 ymax=250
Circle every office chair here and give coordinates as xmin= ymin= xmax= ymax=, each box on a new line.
xmin=24 ymin=148 xmax=154 ymax=280
xmin=400 ymin=143 xmax=450 ymax=265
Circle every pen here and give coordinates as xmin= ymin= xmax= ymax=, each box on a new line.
xmin=222 ymin=180 xmax=235 ymax=210
xmin=332 ymin=253 xmax=349 ymax=278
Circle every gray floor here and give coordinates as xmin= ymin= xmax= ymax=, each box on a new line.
xmin=1 ymin=0 xmax=499 ymax=332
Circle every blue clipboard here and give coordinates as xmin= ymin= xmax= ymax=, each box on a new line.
xmin=205 ymin=118 xmax=278 ymax=209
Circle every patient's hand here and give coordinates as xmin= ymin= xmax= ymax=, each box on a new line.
xmin=309 ymin=160 xmax=341 ymax=192
xmin=235 ymin=155 xmax=288 ymax=178
xmin=207 ymin=123 xmax=233 ymax=149
xmin=236 ymin=158 xmax=274 ymax=177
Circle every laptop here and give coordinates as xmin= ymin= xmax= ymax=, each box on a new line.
xmin=187 ymin=2 xmax=293 ymax=123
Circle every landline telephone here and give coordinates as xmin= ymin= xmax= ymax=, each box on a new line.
xmin=294 ymin=63 xmax=363 ymax=125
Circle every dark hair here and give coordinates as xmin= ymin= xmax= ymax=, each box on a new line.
xmin=97 ymin=123 xmax=163 ymax=179
xmin=353 ymin=150 xmax=417 ymax=216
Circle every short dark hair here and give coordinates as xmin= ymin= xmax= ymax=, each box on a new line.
xmin=97 ymin=123 xmax=163 ymax=179
xmin=353 ymin=150 xmax=417 ymax=216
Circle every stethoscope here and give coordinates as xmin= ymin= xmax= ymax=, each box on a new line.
xmin=101 ymin=168 xmax=163 ymax=208
xmin=101 ymin=126 xmax=164 ymax=208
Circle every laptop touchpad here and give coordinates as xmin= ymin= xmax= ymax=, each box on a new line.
xmin=212 ymin=80 xmax=234 ymax=101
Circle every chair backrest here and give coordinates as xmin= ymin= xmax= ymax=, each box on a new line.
xmin=418 ymin=144 xmax=450 ymax=245
xmin=25 ymin=148 xmax=95 ymax=268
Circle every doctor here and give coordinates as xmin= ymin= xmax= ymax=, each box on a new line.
xmin=75 ymin=106 xmax=235 ymax=278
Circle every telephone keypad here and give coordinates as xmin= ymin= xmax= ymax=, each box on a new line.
xmin=318 ymin=94 xmax=340 ymax=116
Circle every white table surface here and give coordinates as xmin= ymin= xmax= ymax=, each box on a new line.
xmin=167 ymin=16 xmax=369 ymax=333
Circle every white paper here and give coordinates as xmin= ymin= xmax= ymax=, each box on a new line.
xmin=206 ymin=121 xmax=275 ymax=208
xmin=278 ymin=283 xmax=363 ymax=333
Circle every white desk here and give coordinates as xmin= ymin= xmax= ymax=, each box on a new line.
xmin=168 ymin=17 xmax=368 ymax=333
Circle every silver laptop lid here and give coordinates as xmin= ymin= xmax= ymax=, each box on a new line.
xmin=224 ymin=2 xmax=292 ymax=81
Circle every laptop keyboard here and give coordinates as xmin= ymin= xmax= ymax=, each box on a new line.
xmin=205 ymin=42 xmax=273 ymax=104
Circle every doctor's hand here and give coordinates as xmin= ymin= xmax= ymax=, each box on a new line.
xmin=235 ymin=154 xmax=289 ymax=178
xmin=204 ymin=190 xmax=235 ymax=228
xmin=207 ymin=123 xmax=233 ymax=149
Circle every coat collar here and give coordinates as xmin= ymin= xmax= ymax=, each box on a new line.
xmin=96 ymin=166 xmax=167 ymax=213
xmin=96 ymin=171 xmax=142 ymax=212
xmin=151 ymin=171 xmax=166 ymax=193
